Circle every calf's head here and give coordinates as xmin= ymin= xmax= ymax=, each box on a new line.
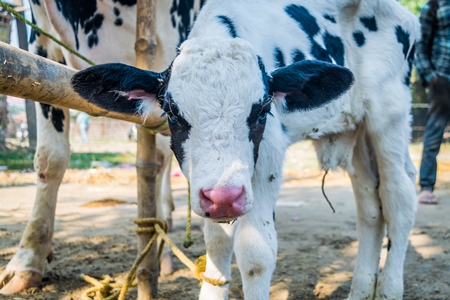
xmin=72 ymin=37 xmax=353 ymax=222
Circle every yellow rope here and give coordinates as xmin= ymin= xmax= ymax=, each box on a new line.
xmin=81 ymin=217 xmax=228 ymax=300
xmin=142 ymin=120 xmax=169 ymax=135
xmin=0 ymin=0 xmax=96 ymax=66
xmin=80 ymin=274 xmax=127 ymax=300
xmin=183 ymin=181 xmax=194 ymax=248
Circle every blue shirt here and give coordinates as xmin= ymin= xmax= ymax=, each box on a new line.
xmin=415 ymin=0 xmax=450 ymax=83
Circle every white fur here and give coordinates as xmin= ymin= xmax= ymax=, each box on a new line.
xmin=158 ymin=0 xmax=419 ymax=299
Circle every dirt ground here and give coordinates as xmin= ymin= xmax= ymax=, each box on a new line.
xmin=0 ymin=141 xmax=449 ymax=300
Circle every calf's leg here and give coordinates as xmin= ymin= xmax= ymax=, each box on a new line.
xmin=234 ymin=208 xmax=277 ymax=299
xmin=346 ymin=128 xmax=385 ymax=300
xmin=370 ymin=123 xmax=416 ymax=300
xmin=199 ymin=220 xmax=235 ymax=300
xmin=0 ymin=104 xmax=70 ymax=295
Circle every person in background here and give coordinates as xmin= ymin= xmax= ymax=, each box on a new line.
xmin=415 ymin=0 xmax=450 ymax=204
xmin=76 ymin=111 xmax=90 ymax=143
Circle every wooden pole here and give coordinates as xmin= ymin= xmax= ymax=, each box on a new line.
xmin=135 ymin=0 xmax=159 ymax=299
xmin=0 ymin=41 xmax=169 ymax=133
xmin=15 ymin=1 xmax=37 ymax=150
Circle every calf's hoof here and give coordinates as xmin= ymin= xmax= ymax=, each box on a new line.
xmin=0 ymin=270 xmax=43 ymax=295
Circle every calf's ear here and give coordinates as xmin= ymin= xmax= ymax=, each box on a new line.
xmin=71 ymin=63 xmax=168 ymax=118
xmin=270 ymin=60 xmax=354 ymax=113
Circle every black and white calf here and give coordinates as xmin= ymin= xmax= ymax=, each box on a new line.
xmin=72 ymin=0 xmax=419 ymax=299
xmin=0 ymin=0 xmax=202 ymax=295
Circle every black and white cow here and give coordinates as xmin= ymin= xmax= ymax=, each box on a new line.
xmin=71 ymin=0 xmax=420 ymax=299
xmin=0 ymin=0 xmax=202 ymax=295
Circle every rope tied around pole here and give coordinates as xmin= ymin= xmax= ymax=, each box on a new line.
xmin=133 ymin=218 xmax=228 ymax=286
xmin=141 ymin=119 xmax=169 ymax=135
xmin=81 ymin=217 xmax=228 ymax=300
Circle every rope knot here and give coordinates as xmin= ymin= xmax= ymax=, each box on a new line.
xmin=134 ymin=218 xmax=168 ymax=234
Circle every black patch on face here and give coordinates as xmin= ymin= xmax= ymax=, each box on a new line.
xmin=113 ymin=7 xmax=120 ymax=16
xmin=292 ymin=49 xmax=305 ymax=63
xmin=247 ymin=57 xmax=272 ymax=164
xmin=40 ymin=104 xmax=65 ymax=132
xmin=353 ymin=31 xmax=365 ymax=47
xmin=360 ymin=16 xmax=378 ymax=32
xmin=274 ymin=48 xmax=286 ymax=68
xmin=323 ymin=14 xmax=336 ymax=23
xmin=323 ymin=32 xmax=345 ymax=66
xmin=285 ymin=5 xmax=331 ymax=63
xmin=170 ymin=0 xmax=195 ymax=47
xmin=115 ymin=18 xmax=123 ymax=26
xmin=247 ymin=101 xmax=271 ymax=164
xmin=217 ymin=15 xmax=238 ymax=38
xmin=162 ymin=93 xmax=192 ymax=166
xmin=35 ymin=45 xmax=48 ymax=58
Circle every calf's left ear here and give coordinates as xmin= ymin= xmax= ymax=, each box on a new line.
xmin=270 ymin=60 xmax=354 ymax=113
xmin=71 ymin=63 xmax=167 ymax=118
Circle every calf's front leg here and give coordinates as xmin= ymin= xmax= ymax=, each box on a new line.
xmin=234 ymin=209 xmax=277 ymax=299
xmin=199 ymin=220 xmax=235 ymax=300
xmin=0 ymin=105 xmax=70 ymax=295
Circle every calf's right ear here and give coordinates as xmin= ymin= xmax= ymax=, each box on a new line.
xmin=71 ymin=63 xmax=168 ymax=118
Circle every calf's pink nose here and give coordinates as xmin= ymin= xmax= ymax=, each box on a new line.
xmin=200 ymin=186 xmax=246 ymax=219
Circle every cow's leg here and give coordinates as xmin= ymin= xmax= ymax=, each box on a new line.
xmin=199 ymin=220 xmax=236 ymax=300
xmin=154 ymin=134 xmax=174 ymax=276
xmin=234 ymin=207 xmax=277 ymax=299
xmin=369 ymin=116 xmax=417 ymax=299
xmin=346 ymin=128 xmax=385 ymax=300
xmin=0 ymin=104 xmax=70 ymax=295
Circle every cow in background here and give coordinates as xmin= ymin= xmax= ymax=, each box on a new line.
xmin=72 ymin=0 xmax=419 ymax=299
xmin=0 ymin=0 xmax=202 ymax=295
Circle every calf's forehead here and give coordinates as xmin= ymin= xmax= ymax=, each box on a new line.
xmin=166 ymin=38 xmax=268 ymax=123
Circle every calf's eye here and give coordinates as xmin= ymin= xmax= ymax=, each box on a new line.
xmin=257 ymin=114 xmax=267 ymax=124
xmin=168 ymin=115 xmax=179 ymax=126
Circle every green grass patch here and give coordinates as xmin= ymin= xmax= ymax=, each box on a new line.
xmin=0 ymin=150 xmax=136 ymax=171
xmin=69 ymin=152 xmax=136 ymax=169
xmin=0 ymin=149 xmax=35 ymax=170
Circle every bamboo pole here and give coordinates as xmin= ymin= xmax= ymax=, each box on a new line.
xmin=134 ymin=0 xmax=159 ymax=299
xmin=0 ymin=41 xmax=169 ymax=133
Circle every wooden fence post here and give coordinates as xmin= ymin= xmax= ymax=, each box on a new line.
xmin=0 ymin=8 xmax=12 ymax=149
xmin=135 ymin=0 xmax=159 ymax=299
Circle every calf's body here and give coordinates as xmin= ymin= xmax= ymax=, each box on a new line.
xmin=72 ymin=0 xmax=419 ymax=299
